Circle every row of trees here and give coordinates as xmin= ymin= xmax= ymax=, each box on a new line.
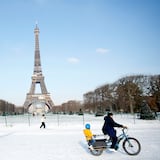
xmin=52 ymin=100 xmax=82 ymax=114
xmin=83 ymin=74 xmax=160 ymax=114
xmin=0 ymin=99 xmax=15 ymax=115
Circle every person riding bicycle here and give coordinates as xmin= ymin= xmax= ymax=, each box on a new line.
xmin=83 ymin=123 xmax=95 ymax=149
xmin=102 ymin=112 xmax=127 ymax=151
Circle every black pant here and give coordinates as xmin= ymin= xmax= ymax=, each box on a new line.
xmin=110 ymin=136 xmax=118 ymax=148
xmin=40 ymin=122 xmax=45 ymax=128
xmin=106 ymin=129 xmax=117 ymax=149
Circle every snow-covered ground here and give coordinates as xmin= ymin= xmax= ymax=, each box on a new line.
xmin=0 ymin=114 xmax=160 ymax=160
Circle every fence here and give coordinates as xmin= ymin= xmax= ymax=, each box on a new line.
xmin=0 ymin=113 xmax=159 ymax=128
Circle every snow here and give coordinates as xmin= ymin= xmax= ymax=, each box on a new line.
xmin=0 ymin=114 xmax=160 ymax=160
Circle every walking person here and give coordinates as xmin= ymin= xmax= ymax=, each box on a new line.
xmin=40 ymin=114 xmax=46 ymax=129
xmin=102 ymin=112 xmax=127 ymax=151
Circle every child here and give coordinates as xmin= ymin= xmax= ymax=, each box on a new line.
xmin=83 ymin=123 xmax=95 ymax=149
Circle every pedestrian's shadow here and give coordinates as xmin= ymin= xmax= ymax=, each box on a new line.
xmin=0 ymin=132 xmax=15 ymax=138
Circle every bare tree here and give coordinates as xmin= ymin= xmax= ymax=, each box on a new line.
xmin=83 ymin=74 xmax=160 ymax=114
xmin=83 ymin=91 xmax=95 ymax=113
xmin=149 ymin=75 xmax=160 ymax=111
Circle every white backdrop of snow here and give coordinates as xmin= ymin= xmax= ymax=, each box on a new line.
xmin=0 ymin=114 xmax=160 ymax=160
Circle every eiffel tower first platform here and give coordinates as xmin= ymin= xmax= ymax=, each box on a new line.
xmin=23 ymin=25 xmax=54 ymax=114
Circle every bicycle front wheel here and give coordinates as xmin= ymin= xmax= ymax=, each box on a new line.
xmin=123 ymin=137 xmax=141 ymax=155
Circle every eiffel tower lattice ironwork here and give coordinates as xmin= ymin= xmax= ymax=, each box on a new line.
xmin=23 ymin=25 xmax=54 ymax=113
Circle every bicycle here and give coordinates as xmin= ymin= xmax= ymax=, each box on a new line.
xmin=88 ymin=128 xmax=141 ymax=156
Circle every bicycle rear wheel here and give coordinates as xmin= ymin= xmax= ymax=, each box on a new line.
xmin=90 ymin=148 xmax=103 ymax=156
xmin=123 ymin=137 xmax=141 ymax=155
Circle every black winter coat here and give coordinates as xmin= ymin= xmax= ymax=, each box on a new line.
xmin=102 ymin=116 xmax=123 ymax=137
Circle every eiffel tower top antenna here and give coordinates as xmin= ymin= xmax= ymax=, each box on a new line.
xmin=34 ymin=22 xmax=42 ymax=75
xmin=35 ymin=20 xmax=38 ymax=26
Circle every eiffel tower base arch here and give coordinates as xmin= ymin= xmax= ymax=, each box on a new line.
xmin=24 ymin=94 xmax=54 ymax=114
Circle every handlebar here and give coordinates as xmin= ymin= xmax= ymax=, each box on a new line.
xmin=122 ymin=127 xmax=128 ymax=134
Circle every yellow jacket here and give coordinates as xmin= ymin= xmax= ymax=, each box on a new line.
xmin=83 ymin=129 xmax=93 ymax=141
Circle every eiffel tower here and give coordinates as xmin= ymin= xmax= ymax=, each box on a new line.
xmin=23 ymin=24 xmax=54 ymax=113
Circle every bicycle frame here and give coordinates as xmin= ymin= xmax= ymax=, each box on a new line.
xmin=117 ymin=129 xmax=134 ymax=147
xmin=118 ymin=128 xmax=128 ymax=141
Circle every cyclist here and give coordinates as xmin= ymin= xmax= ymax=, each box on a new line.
xmin=102 ymin=112 xmax=127 ymax=151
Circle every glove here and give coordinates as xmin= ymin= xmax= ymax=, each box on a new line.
xmin=93 ymin=135 xmax=96 ymax=138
